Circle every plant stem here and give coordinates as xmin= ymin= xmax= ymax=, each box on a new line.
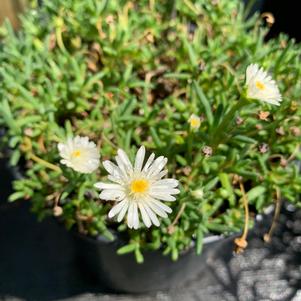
xmin=240 ymin=181 xmax=249 ymax=241
xmin=287 ymin=143 xmax=300 ymax=162
xmin=264 ymin=187 xmax=281 ymax=243
xmin=56 ymin=27 xmax=66 ymax=51
xmin=187 ymin=130 xmax=194 ymax=163
xmin=29 ymin=153 xmax=61 ymax=172
xmin=234 ymin=181 xmax=249 ymax=253
xmin=168 ymin=203 xmax=186 ymax=234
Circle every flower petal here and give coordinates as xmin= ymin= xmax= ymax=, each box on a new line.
xmin=143 ymin=204 xmax=160 ymax=226
xmin=154 ymin=170 xmax=168 ymax=180
xmin=99 ymin=190 xmax=125 ymax=201
xmin=150 ymin=188 xmax=180 ymax=195
xmin=117 ymin=199 xmax=129 ymax=222
xmin=138 ymin=203 xmax=152 ymax=228
xmin=146 ymin=199 xmax=168 ymax=218
xmin=149 ymin=198 xmax=172 ymax=213
xmin=117 ymin=148 xmax=133 ymax=170
xmin=127 ymin=202 xmax=133 ymax=228
xmin=154 ymin=179 xmax=179 ymax=188
xmin=103 ymin=160 xmax=125 ymax=179
xmin=108 ymin=199 xmax=127 ymax=218
xmin=132 ymin=202 xmax=139 ymax=229
xmin=94 ymin=182 xmax=123 ymax=190
xmin=134 ymin=145 xmax=145 ymax=172
xmin=142 ymin=153 xmax=155 ymax=172
xmin=146 ymin=156 xmax=168 ymax=177
xmin=149 ymin=191 xmax=176 ymax=201
xmin=115 ymin=156 xmax=131 ymax=178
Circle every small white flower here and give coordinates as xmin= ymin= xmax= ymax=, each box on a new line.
xmin=95 ymin=146 xmax=180 ymax=229
xmin=191 ymin=189 xmax=204 ymax=199
xmin=58 ymin=136 xmax=100 ymax=173
xmin=245 ymin=63 xmax=282 ymax=106
xmin=188 ymin=114 xmax=201 ymax=130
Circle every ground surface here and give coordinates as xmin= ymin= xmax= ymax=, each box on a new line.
xmin=1 ymin=158 xmax=301 ymax=301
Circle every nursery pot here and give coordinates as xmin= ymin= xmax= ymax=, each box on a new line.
xmin=72 ymin=230 xmax=232 ymax=293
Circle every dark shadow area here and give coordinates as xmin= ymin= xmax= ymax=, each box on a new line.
xmin=201 ymin=206 xmax=301 ymax=301
xmin=262 ymin=0 xmax=301 ymax=42
xmin=243 ymin=0 xmax=301 ymax=42
xmin=0 ymin=156 xmax=15 ymax=208
xmin=0 ymin=202 xmax=112 ymax=301
xmin=0 ymin=160 xmax=108 ymax=301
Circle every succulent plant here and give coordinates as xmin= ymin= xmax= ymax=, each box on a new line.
xmin=0 ymin=0 xmax=300 ymax=262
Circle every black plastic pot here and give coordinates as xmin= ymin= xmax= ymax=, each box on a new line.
xmin=72 ymin=231 xmax=233 ymax=293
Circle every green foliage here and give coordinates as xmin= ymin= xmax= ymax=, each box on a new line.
xmin=0 ymin=0 xmax=301 ymax=262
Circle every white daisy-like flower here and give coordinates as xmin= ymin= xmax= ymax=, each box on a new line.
xmin=245 ymin=63 xmax=282 ymax=106
xmin=58 ymin=136 xmax=100 ymax=173
xmin=188 ymin=114 xmax=201 ymax=130
xmin=94 ymin=146 xmax=180 ymax=229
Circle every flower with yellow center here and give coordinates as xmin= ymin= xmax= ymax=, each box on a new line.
xmin=188 ymin=114 xmax=201 ymax=130
xmin=94 ymin=146 xmax=180 ymax=229
xmin=58 ymin=136 xmax=100 ymax=173
xmin=245 ymin=63 xmax=282 ymax=106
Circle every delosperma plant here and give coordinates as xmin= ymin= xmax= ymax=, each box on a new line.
xmin=0 ymin=0 xmax=301 ymax=262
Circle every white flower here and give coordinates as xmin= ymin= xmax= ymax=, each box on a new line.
xmin=245 ymin=63 xmax=282 ymax=106
xmin=191 ymin=189 xmax=204 ymax=199
xmin=94 ymin=146 xmax=180 ymax=229
xmin=58 ymin=136 xmax=100 ymax=173
xmin=188 ymin=114 xmax=201 ymax=130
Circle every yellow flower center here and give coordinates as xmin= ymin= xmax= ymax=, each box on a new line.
xmin=72 ymin=150 xmax=82 ymax=158
xmin=130 ymin=179 xmax=149 ymax=194
xmin=190 ymin=118 xmax=200 ymax=128
xmin=255 ymin=81 xmax=265 ymax=90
